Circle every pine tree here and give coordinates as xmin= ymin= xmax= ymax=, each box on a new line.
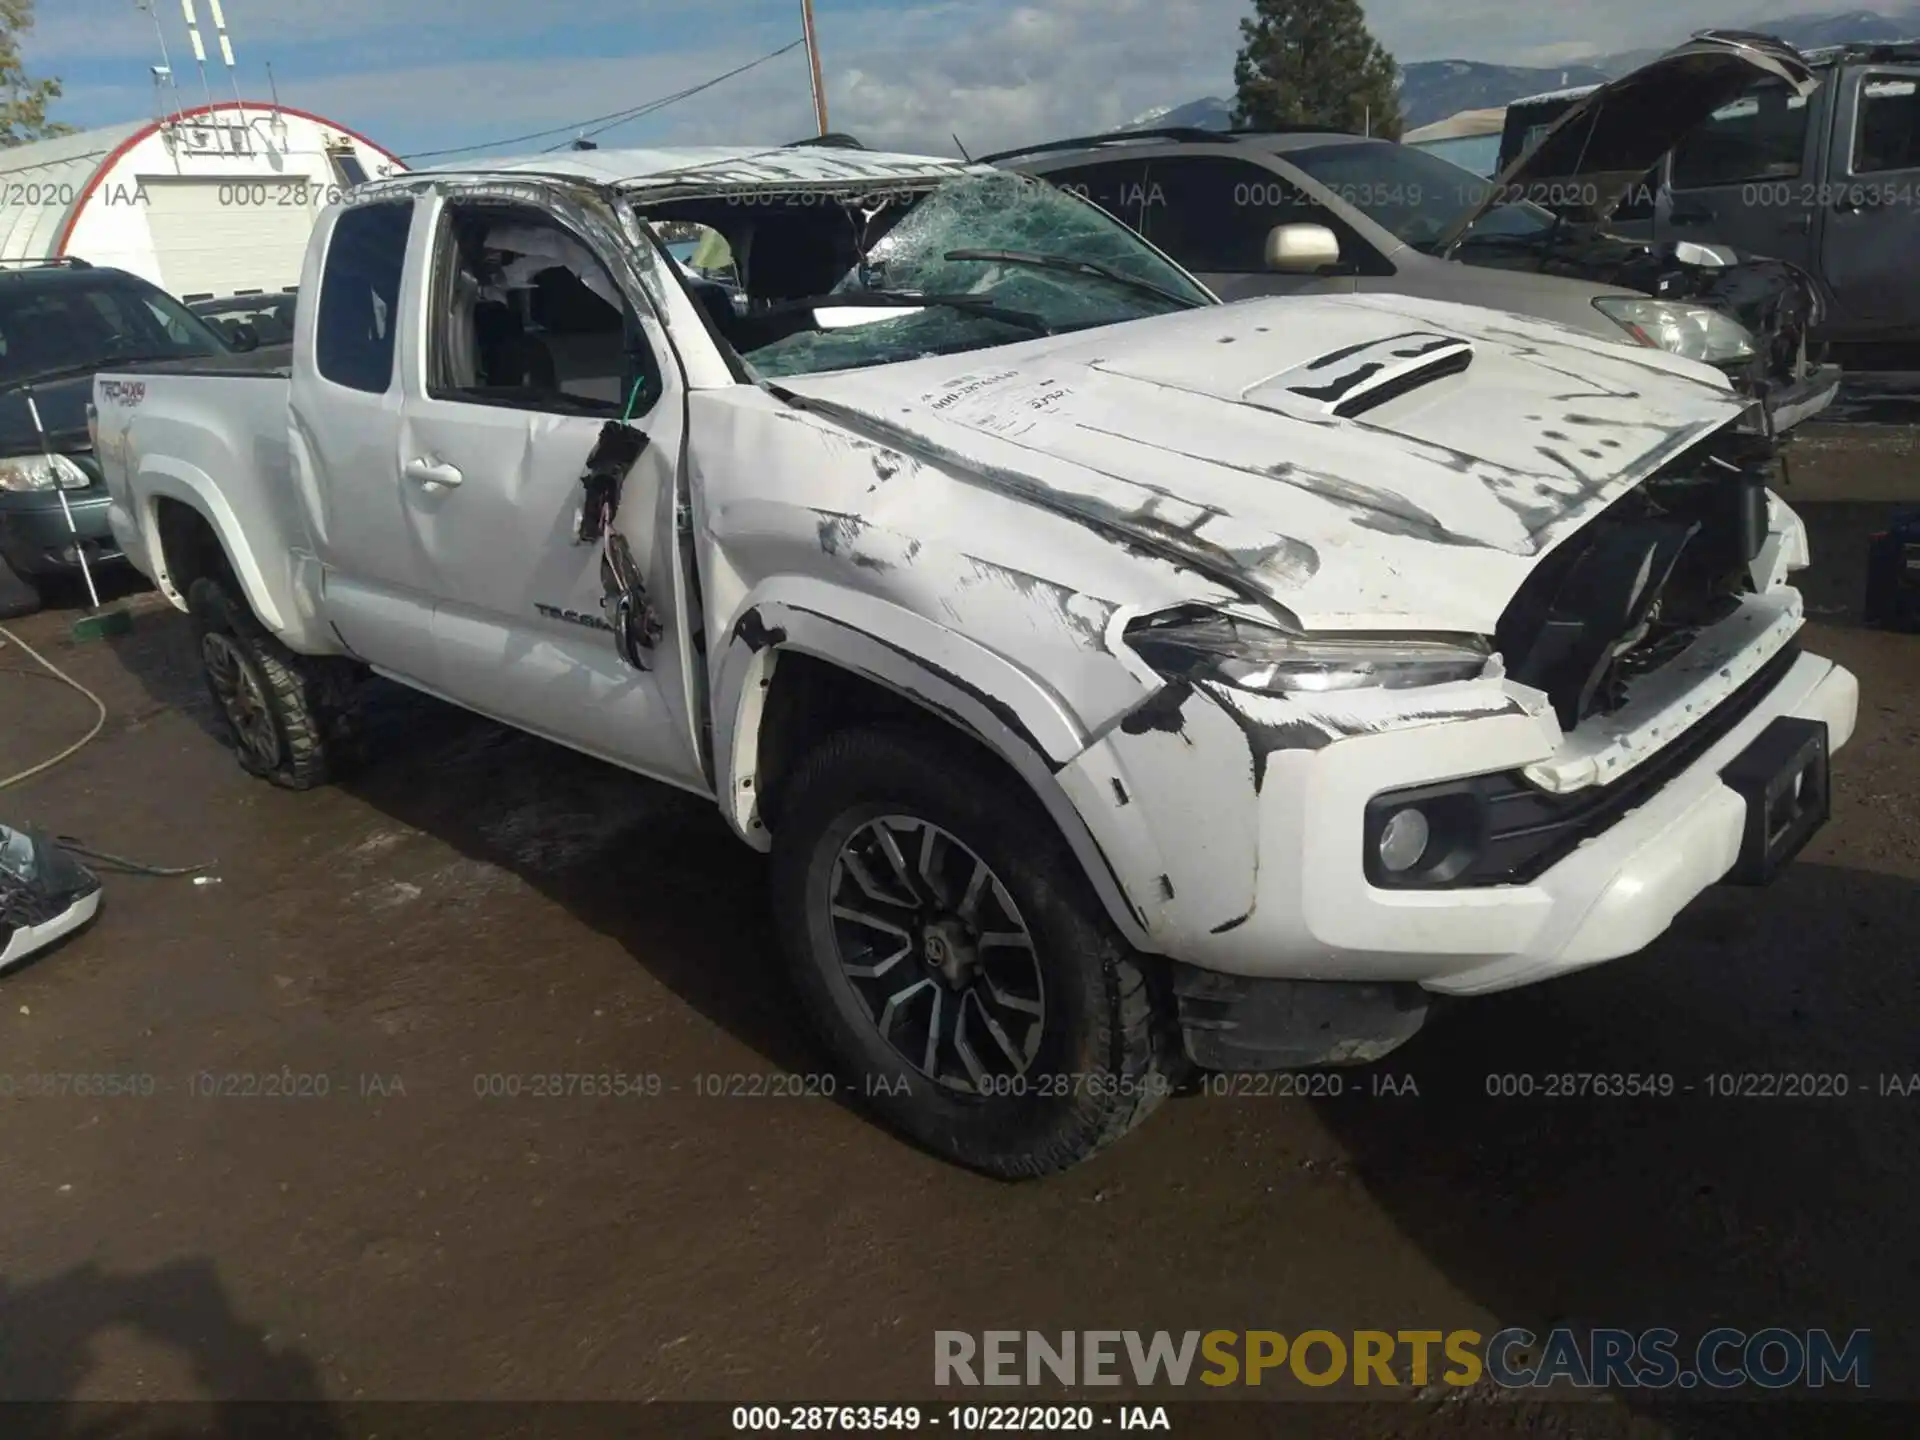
xmin=1232 ymin=0 xmax=1403 ymax=141
xmin=0 ymin=0 xmax=71 ymax=147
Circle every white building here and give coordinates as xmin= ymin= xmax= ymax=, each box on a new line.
xmin=0 ymin=101 xmax=404 ymax=301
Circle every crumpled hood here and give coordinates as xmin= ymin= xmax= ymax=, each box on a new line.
xmin=777 ymin=291 xmax=1749 ymax=633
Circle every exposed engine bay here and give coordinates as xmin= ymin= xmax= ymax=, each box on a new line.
xmin=1498 ymin=425 xmax=1779 ymax=730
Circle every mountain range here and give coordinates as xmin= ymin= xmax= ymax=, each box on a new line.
xmin=1126 ymin=6 xmax=1920 ymax=133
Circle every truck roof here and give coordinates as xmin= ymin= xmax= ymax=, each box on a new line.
xmin=411 ymin=144 xmax=988 ymax=197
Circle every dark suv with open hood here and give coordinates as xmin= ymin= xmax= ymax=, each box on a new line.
xmin=993 ymin=33 xmax=1840 ymax=441
xmin=1499 ymin=34 xmax=1920 ymax=361
xmin=0 ymin=259 xmax=270 ymax=618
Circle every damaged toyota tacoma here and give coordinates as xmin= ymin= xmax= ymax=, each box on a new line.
xmin=90 ymin=148 xmax=1859 ymax=1177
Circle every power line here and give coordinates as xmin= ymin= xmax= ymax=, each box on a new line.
xmin=554 ymin=38 xmax=810 ymax=148
xmin=401 ymin=39 xmax=807 ymax=162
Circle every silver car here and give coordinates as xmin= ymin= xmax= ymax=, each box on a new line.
xmin=993 ymin=37 xmax=1840 ymax=437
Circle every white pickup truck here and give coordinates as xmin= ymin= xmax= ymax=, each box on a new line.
xmin=91 ymin=144 xmax=1858 ymax=1177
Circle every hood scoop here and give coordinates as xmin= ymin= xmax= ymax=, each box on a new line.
xmin=1241 ymin=332 xmax=1474 ymax=422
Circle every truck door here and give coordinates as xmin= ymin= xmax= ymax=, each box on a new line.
xmin=290 ymin=196 xmax=443 ymax=685
xmin=1660 ymin=77 xmax=1821 ymax=266
xmin=394 ymin=192 xmax=708 ymax=793
xmin=1816 ymin=65 xmax=1920 ymax=343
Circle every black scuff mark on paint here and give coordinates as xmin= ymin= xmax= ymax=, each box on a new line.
xmin=789 ymin=606 xmax=1068 ymax=774
xmin=1289 ymin=361 xmax=1386 ymax=403
xmin=815 ymin=512 xmax=893 ymax=572
xmin=780 ymin=392 xmax=1303 ymax=618
xmin=1077 ymin=419 xmax=1498 ymax=552
xmin=1536 ymin=446 xmax=1582 ymax=478
xmin=961 ymin=556 xmax=1116 ymax=649
xmin=864 ymin=448 xmax=911 ymax=493
xmin=1110 ymin=777 xmax=1130 ymax=807
xmin=1559 ymin=411 xmax=1672 ymax=432
xmin=1119 ymin=679 xmax=1195 ymax=740
xmin=731 ymin=610 xmax=787 ymax=653
xmin=1210 ymin=909 xmax=1253 ymax=934
xmin=1157 ymin=874 xmax=1176 ymax=902
xmin=1268 ymin=460 xmax=1498 ymax=552
xmin=1195 ymin=683 xmax=1332 ymax=792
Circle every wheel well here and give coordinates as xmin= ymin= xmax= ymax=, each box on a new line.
xmin=751 ymin=649 xmax=1155 ymax=958
xmin=152 ymin=498 xmax=237 ymax=603
xmin=754 ymin=651 xmax=1025 ymax=834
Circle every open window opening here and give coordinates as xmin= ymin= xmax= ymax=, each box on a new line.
xmin=428 ymin=201 xmax=661 ymax=417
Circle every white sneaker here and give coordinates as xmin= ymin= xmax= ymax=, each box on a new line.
xmin=0 ymin=825 xmax=103 ymax=973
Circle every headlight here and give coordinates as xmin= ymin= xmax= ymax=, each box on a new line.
xmin=0 ymin=453 xmax=90 ymax=493
xmin=1127 ymin=612 xmax=1492 ymax=694
xmin=1593 ymin=297 xmax=1756 ymax=365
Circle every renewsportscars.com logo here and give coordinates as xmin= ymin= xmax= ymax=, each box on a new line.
xmin=934 ymin=1328 xmax=1871 ymax=1391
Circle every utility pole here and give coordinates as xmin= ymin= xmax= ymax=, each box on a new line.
xmin=801 ymin=0 xmax=828 ymax=135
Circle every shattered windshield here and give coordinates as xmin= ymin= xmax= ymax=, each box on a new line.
xmin=1284 ymin=141 xmax=1559 ymax=255
xmin=727 ymin=170 xmax=1212 ymax=379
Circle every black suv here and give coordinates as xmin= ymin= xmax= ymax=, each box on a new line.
xmin=0 ymin=259 xmax=250 ymax=618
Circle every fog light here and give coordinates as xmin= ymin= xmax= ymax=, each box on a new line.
xmin=1377 ymin=807 xmax=1431 ymax=873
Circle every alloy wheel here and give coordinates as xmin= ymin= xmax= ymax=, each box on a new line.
xmin=202 ymin=632 xmax=281 ymax=771
xmin=827 ymin=815 xmax=1046 ymax=1094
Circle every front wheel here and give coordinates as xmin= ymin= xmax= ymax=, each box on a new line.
xmin=770 ymin=726 xmax=1180 ymax=1178
xmin=187 ymin=577 xmax=360 ymax=789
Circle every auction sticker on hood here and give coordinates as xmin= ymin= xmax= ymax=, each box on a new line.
xmin=920 ymin=370 xmax=1077 ymax=441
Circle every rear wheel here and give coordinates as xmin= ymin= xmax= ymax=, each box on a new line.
xmin=771 ymin=726 xmax=1180 ymax=1178
xmin=187 ymin=577 xmax=360 ymax=789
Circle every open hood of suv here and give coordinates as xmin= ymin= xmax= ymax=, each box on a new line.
xmin=776 ymin=292 xmax=1749 ymax=634
xmin=1438 ymin=31 xmax=1817 ymax=250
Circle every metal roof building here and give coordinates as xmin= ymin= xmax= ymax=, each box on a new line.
xmin=0 ymin=101 xmax=404 ymax=301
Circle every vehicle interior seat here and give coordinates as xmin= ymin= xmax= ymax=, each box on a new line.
xmin=727 ymin=215 xmax=864 ymax=352
xmin=472 ymin=300 xmax=558 ymax=391
xmin=527 ymin=266 xmax=625 ymax=406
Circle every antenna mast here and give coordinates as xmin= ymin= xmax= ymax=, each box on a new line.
xmin=206 ymin=0 xmax=251 ymax=149
xmin=179 ymin=0 xmax=218 ymax=126
xmin=134 ymin=0 xmax=184 ymax=130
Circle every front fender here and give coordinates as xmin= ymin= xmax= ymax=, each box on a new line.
xmin=712 ymin=576 xmax=1163 ymax=950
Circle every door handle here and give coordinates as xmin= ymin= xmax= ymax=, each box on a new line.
xmin=404 ymin=457 xmax=463 ymax=487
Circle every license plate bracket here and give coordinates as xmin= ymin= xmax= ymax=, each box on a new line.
xmin=1720 ymin=717 xmax=1830 ymax=885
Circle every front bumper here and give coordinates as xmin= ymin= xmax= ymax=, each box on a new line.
xmin=1759 ymin=361 xmax=1841 ymax=436
xmin=0 ymin=486 xmax=122 ymax=576
xmin=1063 ymin=645 xmax=1857 ymax=998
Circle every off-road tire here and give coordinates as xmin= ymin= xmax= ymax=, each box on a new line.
xmin=0 ymin=555 xmax=40 ymax=620
xmin=770 ymin=726 xmax=1181 ymax=1178
xmin=187 ymin=577 xmax=362 ymax=790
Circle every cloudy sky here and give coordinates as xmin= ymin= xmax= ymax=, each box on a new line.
xmin=21 ymin=0 xmax=1909 ymax=160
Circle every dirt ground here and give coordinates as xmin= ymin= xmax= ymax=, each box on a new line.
xmin=1 ymin=423 xmax=1917 ymax=1436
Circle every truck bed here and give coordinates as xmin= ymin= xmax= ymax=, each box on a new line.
xmin=92 ymin=358 xmax=322 ymax=646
